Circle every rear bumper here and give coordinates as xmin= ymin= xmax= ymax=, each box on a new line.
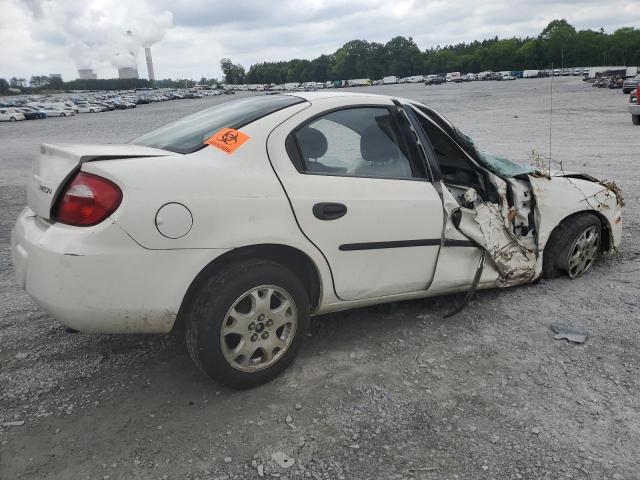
xmin=11 ymin=208 xmax=229 ymax=333
xmin=628 ymin=104 xmax=640 ymax=115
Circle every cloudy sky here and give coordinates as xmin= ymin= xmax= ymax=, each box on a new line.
xmin=1 ymin=0 xmax=639 ymax=81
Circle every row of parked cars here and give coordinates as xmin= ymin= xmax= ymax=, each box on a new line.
xmin=0 ymin=88 xmax=225 ymax=122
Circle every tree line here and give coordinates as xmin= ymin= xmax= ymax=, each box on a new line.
xmin=237 ymin=20 xmax=640 ymax=84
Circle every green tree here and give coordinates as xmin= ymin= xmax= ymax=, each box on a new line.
xmin=0 ymin=78 xmax=10 ymax=94
xmin=48 ymin=76 xmax=64 ymax=90
xmin=30 ymin=75 xmax=50 ymax=89
xmin=220 ymin=58 xmax=246 ymax=84
xmin=539 ymin=19 xmax=576 ymax=68
xmin=609 ymin=27 xmax=640 ymax=65
xmin=9 ymin=77 xmax=26 ymax=89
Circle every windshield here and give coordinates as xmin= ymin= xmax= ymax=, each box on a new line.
xmin=131 ymin=95 xmax=305 ymax=154
xmin=411 ymin=102 xmax=534 ymax=178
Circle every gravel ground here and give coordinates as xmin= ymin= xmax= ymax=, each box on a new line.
xmin=1 ymin=78 xmax=638 ymax=480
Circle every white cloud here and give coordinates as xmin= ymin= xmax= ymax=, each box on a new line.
xmin=1 ymin=0 xmax=639 ymax=81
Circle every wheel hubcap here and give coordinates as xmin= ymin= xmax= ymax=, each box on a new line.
xmin=220 ymin=285 xmax=297 ymax=372
xmin=567 ymin=226 xmax=600 ymax=278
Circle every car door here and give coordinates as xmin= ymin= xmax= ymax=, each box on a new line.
xmin=267 ymin=97 xmax=444 ymax=301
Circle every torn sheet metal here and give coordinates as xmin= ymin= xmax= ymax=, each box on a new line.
xmin=455 ymin=201 xmax=537 ymax=285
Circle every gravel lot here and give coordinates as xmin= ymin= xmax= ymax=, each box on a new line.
xmin=1 ymin=78 xmax=638 ymax=480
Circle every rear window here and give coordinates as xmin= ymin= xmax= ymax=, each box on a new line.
xmin=131 ymin=95 xmax=305 ymax=154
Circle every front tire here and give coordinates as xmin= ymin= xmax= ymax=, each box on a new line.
xmin=542 ymin=213 xmax=601 ymax=279
xmin=633 ymin=115 xmax=640 ymax=125
xmin=185 ymin=260 xmax=310 ymax=389
xmin=9 ymin=117 xmax=15 ymax=122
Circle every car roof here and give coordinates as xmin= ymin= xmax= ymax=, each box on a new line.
xmin=283 ymin=91 xmax=422 ymax=106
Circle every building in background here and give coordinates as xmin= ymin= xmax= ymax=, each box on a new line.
xmin=78 ymin=69 xmax=97 ymax=79
xmin=144 ymin=47 xmax=155 ymax=81
xmin=118 ymin=67 xmax=138 ymax=79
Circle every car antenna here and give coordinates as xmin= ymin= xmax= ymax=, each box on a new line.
xmin=549 ymin=62 xmax=553 ymax=174
xmin=548 ymin=63 xmax=563 ymax=175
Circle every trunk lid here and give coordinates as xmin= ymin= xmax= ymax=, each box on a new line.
xmin=27 ymin=143 xmax=174 ymax=220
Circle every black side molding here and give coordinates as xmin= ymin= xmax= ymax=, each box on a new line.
xmin=339 ymin=239 xmax=440 ymax=251
xmin=339 ymin=238 xmax=476 ymax=251
xmin=443 ymin=239 xmax=476 ymax=248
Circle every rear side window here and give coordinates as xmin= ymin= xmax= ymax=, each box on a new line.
xmin=131 ymin=95 xmax=304 ymax=154
xmin=291 ymin=107 xmax=414 ymax=179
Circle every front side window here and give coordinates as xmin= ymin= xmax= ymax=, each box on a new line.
xmin=412 ymin=109 xmax=481 ymax=186
xmin=131 ymin=95 xmax=305 ymax=154
xmin=293 ymin=107 xmax=414 ymax=179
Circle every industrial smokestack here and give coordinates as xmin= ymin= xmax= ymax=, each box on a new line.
xmin=145 ymin=47 xmax=155 ymax=81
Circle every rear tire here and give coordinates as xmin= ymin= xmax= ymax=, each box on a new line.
xmin=9 ymin=117 xmax=15 ymax=122
xmin=184 ymin=260 xmax=310 ymax=389
xmin=633 ymin=115 xmax=640 ymax=125
xmin=542 ymin=213 xmax=602 ymax=279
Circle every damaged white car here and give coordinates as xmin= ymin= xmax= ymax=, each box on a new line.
xmin=12 ymin=93 xmax=623 ymax=388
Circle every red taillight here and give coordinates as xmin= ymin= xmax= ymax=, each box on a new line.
xmin=53 ymin=172 xmax=122 ymax=226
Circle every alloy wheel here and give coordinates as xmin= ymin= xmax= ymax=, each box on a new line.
xmin=567 ymin=226 xmax=600 ymax=278
xmin=220 ymin=285 xmax=297 ymax=372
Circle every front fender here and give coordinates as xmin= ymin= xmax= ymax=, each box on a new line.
xmin=529 ymin=176 xmax=622 ymax=253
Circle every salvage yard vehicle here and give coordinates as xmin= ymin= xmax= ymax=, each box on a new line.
xmin=424 ymin=75 xmax=444 ymax=85
xmin=622 ymin=75 xmax=640 ymax=94
xmin=0 ymin=108 xmax=26 ymax=122
xmin=629 ymin=89 xmax=639 ymax=125
xmin=74 ymin=103 xmax=103 ymax=113
xmin=12 ymin=93 xmax=623 ymax=389
xmin=40 ymin=106 xmax=73 ymax=117
xmin=18 ymin=106 xmax=47 ymax=119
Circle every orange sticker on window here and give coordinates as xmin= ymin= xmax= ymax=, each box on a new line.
xmin=204 ymin=127 xmax=250 ymax=154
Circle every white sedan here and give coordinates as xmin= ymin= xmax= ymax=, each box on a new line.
xmin=0 ymin=108 xmax=26 ymax=121
xmin=74 ymin=103 xmax=103 ymax=113
xmin=40 ymin=106 xmax=73 ymax=117
xmin=12 ymin=93 xmax=623 ymax=388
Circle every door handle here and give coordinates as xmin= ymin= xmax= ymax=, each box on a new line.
xmin=313 ymin=202 xmax=347 ymax=220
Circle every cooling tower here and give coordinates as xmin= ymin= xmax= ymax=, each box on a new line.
xmin=145 ymin=47 xmax=155 ymax=81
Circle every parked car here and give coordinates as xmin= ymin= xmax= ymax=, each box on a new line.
xmin=424 ymin=75 xmax=444 ymax=85
xmin=17 ymin=107 xmax=46 ymax=119
xmin=40 ymin=106 xmax=73 ymax=117
xmin=0 ymin=108 xmax=26 ymax=121
xmin=629 ymin=88 xmax=639 ymax=125
xmin=12 ymin=93 xmax=623 ymax=389
xmin=75 ymin=103 xmax=104 ymax=113
xmin=622 ymin=75 xmax=640 ymax=94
